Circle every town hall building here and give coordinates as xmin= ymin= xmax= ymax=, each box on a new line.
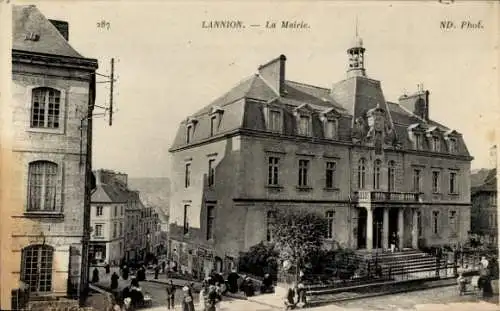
xmin=168 ymin=34 xmax=473 ymax=276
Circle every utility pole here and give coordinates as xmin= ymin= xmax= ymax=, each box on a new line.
xmin=109 ymin=58 xmax=114 ymax=126
xmin=79 ymin=71 xmax=96 ymax=306
xmin=79 ymin=58 xmax=116 ymax=306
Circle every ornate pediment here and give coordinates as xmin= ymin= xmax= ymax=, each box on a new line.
xmin=425 ymin=126 xmax=442 ymax=137
xmin=209 ymin=105 xmax=224 ymax=115
xmin=293 ymin=103 xmax=315 ymax=116
xmin=407 ymin=123 xmax=426 ymax=132
xmin=186 ymin=116 xmax=198 ymax=125
xmin=320 ymin=107 xmax=342 ymax=121
xmin=444 ymin=129 xmax=460 ymax=137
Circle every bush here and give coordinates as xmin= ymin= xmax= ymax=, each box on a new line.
xmin=238 ymin=242 xmax=278 ymax=278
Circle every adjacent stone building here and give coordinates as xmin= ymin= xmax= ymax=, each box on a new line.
xmin=1 ymin=5 xmax=98 ymax=309
xmin=471 ymin=167 xmax=497 ymax=248
xmin=168 ymin=35 xmax=473 ymax=277
xmin=90 ymin=170 xmax=127 ymax=265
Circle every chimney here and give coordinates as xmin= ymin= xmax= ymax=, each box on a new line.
xmin=49 ymin=19 xmax=69 ymax=41
xmin=95 ymin=169 xmax=103 ymax=186
xmin=258 ymin=54 xmax=286 ymax=96
xmin=398 ymin=87 xmax=429 ymax=121
xmin=490 ymin=145 xmax=497 ymax=168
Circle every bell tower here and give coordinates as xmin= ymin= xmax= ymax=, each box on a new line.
xmin=347 ymin=18 xmax=366 ymax=78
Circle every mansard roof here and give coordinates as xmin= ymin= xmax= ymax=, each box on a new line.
xmin=170 ymin=55 xmax=471 ymax=159
xmin=12 ymin=5 xmax=82 ymax=58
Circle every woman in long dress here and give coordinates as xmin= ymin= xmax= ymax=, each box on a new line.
xmin=198 ymin=283 xmax=208 ymax=311
xmin=181 ymin=285 xmax=195 ymax=311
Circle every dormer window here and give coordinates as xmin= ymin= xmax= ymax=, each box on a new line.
xmin=187 ymin=125 xmax=193 ymax=143
xmin=444 ymin=130 xmax=459 ymax=154
xmin=320 ymin=108 xmax=340 ymax=140
xmin=269 ymin=109 xmax=282 ymax=133
xmin=210 ymin=116 xmax=217 ymax=136
xmin=325 ymin=119 xmax=338 ymax=139
xmin=293 ymin=103 xmax=314 ymax=137
xmin=186 ymin=117 xmax=198 ymax=143
xmin=298 ymin=115 xmax=311 ymax=136
xmin=431 ymin=136 xmax=441 ymax=152
xmin=449 ymin=138 xmax=457 ymax=154
xmin=209 ymin=106 xmax=224 ymax=137
xmin=414 ymin=133 xmax=423 ymax=150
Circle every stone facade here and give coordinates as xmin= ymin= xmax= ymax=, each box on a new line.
xmin=168 ymin=36 xmax=472 ymax=276
xmin=1 ymin=5 xmax=98 ymax=310
xmin=471 ymin=168 xmax=497 ymax=247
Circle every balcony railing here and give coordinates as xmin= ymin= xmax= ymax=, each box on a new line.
xmin=353 ymin=190 xmax=421 ymax=203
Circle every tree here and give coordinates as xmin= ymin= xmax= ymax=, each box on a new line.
xmin=271 ymin=209 xmax=328 ymax=281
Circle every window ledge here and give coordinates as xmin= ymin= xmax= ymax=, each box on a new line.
xmin=323 ymin=187 xmax=340 ymax=192
xmin=26 ymin=128 xmax=64 ymax=135
xmin=266 ymin=185 xmax=283 ymax=189
xmin=448 ymin=193 xmax=460 ymax=196
xmin=296 ymin=186 xmax=312 ymax=192
xmin=23 ymin=212 xmax=64 ymax=219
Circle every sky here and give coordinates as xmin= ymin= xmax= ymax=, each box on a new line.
xmin=26 ymin=0 xmax=499 ymax=177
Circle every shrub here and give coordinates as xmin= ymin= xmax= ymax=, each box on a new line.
xmin=238 ymin=242 xmax=278 ymax=278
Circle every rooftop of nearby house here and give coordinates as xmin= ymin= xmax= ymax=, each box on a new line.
xmin=472 ymin=168 xmax=497 ymax=195
xmin=13 ymin=5 xmax=80 ymax=57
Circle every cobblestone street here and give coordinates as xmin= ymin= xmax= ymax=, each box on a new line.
xmin=91 ymin=266 xmax=202 ymax=308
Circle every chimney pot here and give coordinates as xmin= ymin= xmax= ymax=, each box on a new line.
xmin=49 ymin=19 xmax=69 ymax=41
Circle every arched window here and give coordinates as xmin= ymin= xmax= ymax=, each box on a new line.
xmin=28 ymin=161 xmax=58 ymax=211
xmin=31 ymin=87 xmax=61 ymax=129
xmin=388 ymin=160 xmax=396 ymax=191
xmin=21 ymin=245 xmax=54 ymax=293
xmin=373 ymin=160 xmax=381 ymax=190
xmin=357 ymin=158 xmax=366 ymax=189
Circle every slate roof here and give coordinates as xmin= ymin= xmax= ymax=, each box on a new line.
xmin=12 ymin=5 xmax=82 ymax=58
xmin=170 ymin=54 xmax=470 ymax=159
xmin=91 ymin=179 xmax=130 ymax=204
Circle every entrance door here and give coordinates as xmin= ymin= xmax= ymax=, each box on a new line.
xmin=373 ymin=208 xmax=384 ymax=249
xmin=388 ymin=208 xmax=399 ymax=245
xmin=357 ymin=208 xmax=367 ymax=249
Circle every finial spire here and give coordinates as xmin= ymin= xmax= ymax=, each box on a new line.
xmin=355 ymin=15 xmax=359 ymax=37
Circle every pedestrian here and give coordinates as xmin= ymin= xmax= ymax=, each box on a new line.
xmin=243 ymin=277 xmax=255 ymax=297
xmin=390 ymin=233 xmax=397 ymax=253
xmin=105 ymin=262 xmax=111 ymax=274
xmin=457 ymin=271 xmax=467 ymax=296
xmin=207 ymin=284 xmax=221 ymax=311
xmin=260 ymin=273 xmax=274 ymax=294
xmin=165 ymin=280 xmax=176 ymax=310
xmin=199 ymin=282 xmax=208 ymax=311
xmin=227 ymin=269 xmax=239 ymax=293
xmin=296 ymin=282 xmax=306 ymax=308
xmin=154 ymin=265 xmax=160 ymax=279
xmin=122 ymin=265 xmax=129 ymax=281
xmin=91 ymin=267 xmax=100 ymax=283
xmin=111 ymin=271 xmax=120 ymax=290
xmin=181 ymin=285 xmax=195 ymax=311
xmin=284 ymin=283 xmax=297 ymax=310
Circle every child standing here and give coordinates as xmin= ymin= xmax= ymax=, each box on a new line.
xmin=457 ymin=272 xmax=467 ymax=296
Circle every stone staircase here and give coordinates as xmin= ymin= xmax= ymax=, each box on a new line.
xmin=354 ymin=249 xmax=450 ymax=278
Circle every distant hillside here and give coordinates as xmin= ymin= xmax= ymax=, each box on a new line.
xmin=471 ymin=168 xmax=492 ymax=188
xmin=128 ymin=177 xmax=170 ymax=215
